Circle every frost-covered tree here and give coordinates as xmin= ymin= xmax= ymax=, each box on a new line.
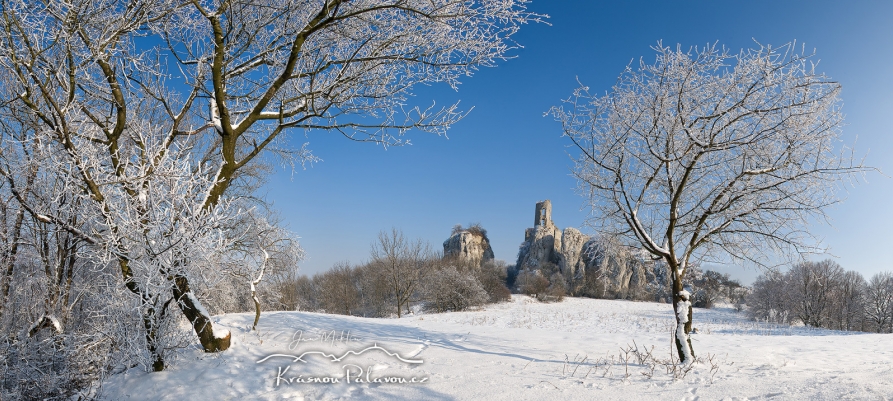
xmin=830 ymin=270 xmax=866 ymax=331
xmin=0 ymin=0 xmax=537 ymax=371
xmin=315 ymin=262 xmax=360 ymax=316
xmin=864 ymin=272 xmax=893 ymax=333
xmin=0 ymin=109 xmax=237 ymax=371
xmin=746 ymin=270 xmax=792 ymax=324
xmin=370 ymin=229 xmax=428 ymax=318
xmin=789 ymin=260 xmax=844 ymax=328
xmin=216 ymin=211 xmax=304 ymax=329
xmin=552 ymin=42 xmax=865 ymax=363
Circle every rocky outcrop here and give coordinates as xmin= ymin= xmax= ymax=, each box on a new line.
xmin=558 ymin=227 xmax=588 ymax=281
xmin=443 ymin=225 xmax=494 ymax=268
xmin=516 ymin=200 xmax=564 ymax=269
xmin=515 ymin=200 xmax=667 ymax=300
xmin=517 ymin=224 xmax=562 ymax=269
xmin=579 ymin=238 xmax=668 ymax=299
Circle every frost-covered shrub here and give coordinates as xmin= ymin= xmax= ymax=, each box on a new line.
xmin=0 ymin=334 xmax=107 ymax=401
xmin=545 ymin=273 xmax=567 ymax=302
xmin=690 ymin=270 xmax=745 ymax=309
xmin=422 ymin=266 xmax=488 ymax=313
xmin=516 ymin=269 xmax=547 ymax=296
xmin=475 ymin=261 xmax=512 ymax=303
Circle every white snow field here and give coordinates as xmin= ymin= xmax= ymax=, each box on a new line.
xmin=102 ymin=296 xmax=893 ymax=400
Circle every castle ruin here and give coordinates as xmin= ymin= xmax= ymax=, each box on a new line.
xmin=534 ymin=199 xmax=552 ymax=227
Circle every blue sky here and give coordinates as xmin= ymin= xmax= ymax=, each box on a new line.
xmin=265 ymin=1 xmax=893 ymax=284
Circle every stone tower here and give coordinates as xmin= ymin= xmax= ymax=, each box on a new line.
xmin=534 ymin=200 xmax=552 ymax=227
xmin=518 ymin=200 xmax=562 ymax=269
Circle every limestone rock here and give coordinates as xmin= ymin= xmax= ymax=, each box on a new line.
xmin=515 ymin=200 xmax=666 ymax=300
xmin=517 ymin=224 xmax=562 ymax=269
xmin=583 ymin=239 xmax=664 ymax=298
xmin=516 ymin=200 xmax=562 ymax=269
xmin=443 ymin=226 xmax=494 ymax=268
xmin=558 ymin=227 xmax=589 ymax=280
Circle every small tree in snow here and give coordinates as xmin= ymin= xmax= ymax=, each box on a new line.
xmin=552 ymin=42 xmax=866 ymax=363
xmin=219 ymin=211 xmax=304 ymax=329
xmin=370 ymin=229 xmax=427 ymax=318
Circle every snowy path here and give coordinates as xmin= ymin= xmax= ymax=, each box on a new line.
xmin=103 ymin=296 xmax=893 ymax=400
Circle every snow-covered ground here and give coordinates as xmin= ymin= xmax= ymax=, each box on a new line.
xmin=103 ymin=296 xmax=893 ymax=400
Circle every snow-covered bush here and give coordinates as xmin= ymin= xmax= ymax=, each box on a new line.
xmin=422 ymin=266 xmax=488 ymax=313
xmin=475 ymin=260 xmax=512 ymax=303
xmin=690 ymin=270 xmax=745 ymax=309
xmin=0 ymin=333 xmax=109 ymax=400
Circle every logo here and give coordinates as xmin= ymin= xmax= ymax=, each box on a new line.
xmin=257 ymin=331 xmax=429 ymax=386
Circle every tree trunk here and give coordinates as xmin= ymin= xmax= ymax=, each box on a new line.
xmin=251 ymin=249 xmax=267 ymax=331
xmin=252 ymin=296 xmax=261 ymax=331
xmin=671 ymin=272 xmax=695 ymax=364
xmin=0 ymin=208 xmax=26 ymax=318
xmin=143 ymin=305 xmax=165 ymax=372
xmin=172 ymin=275 xmax=230 ymax=352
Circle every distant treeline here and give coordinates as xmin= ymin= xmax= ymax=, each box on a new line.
xmin=270 ymin=229 xmax=511 ymax=317
xmin=747 ymin=260 xmax=893 ymax=333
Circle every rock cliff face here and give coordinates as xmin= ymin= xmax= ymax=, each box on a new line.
xmin=584 ymin=239 xmax=662 ymax=296
xmin=443 ymin=226 xmax=494 ymax=267
xmin=558 ymin=227 xmax=588 ymax=281
xmin=515 ymin=201 xmax=666 ymax=299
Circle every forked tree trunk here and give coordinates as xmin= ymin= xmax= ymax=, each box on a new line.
xmin=172 ymin=275 xmax=231 ymax=353
xmin=118 ymin=259 xmax=229 ymax=371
